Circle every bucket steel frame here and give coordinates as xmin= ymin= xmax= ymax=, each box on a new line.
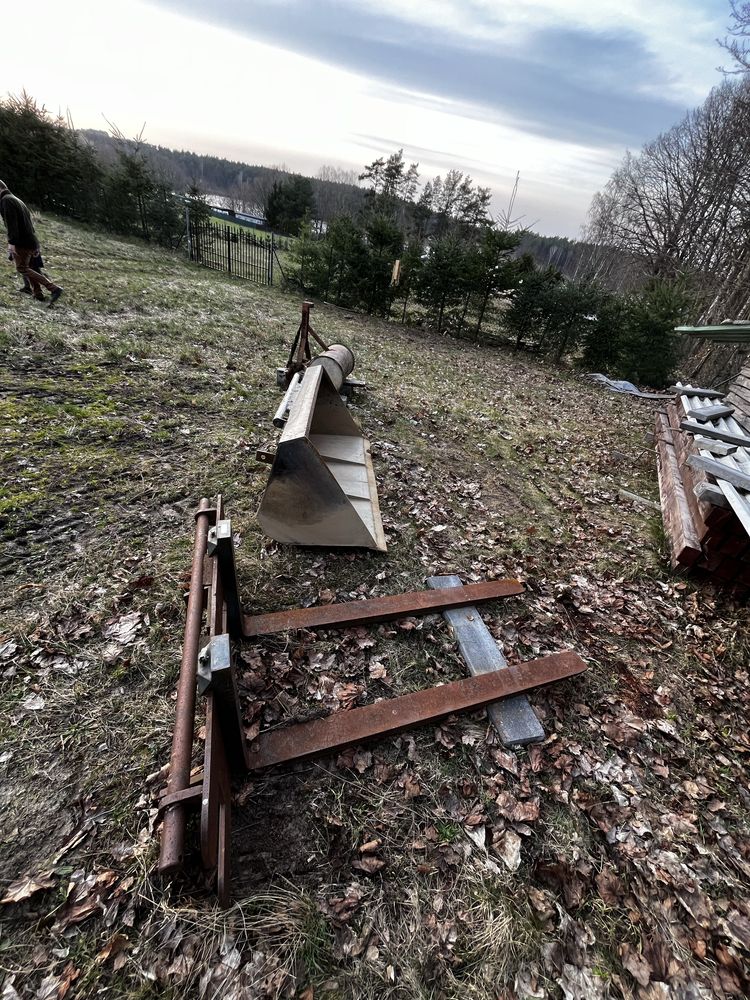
xmin=260 ymin=356 xmax=382 ymax=551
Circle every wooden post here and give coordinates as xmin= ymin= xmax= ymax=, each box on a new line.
xmin=654 ymin=411 xmax=702 ymax=567
xmin=664 ymin=402 xmax=710 ymax=538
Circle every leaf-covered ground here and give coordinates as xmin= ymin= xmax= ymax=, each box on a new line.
xmin=1 ymin=216 xmax=749 ymax=1000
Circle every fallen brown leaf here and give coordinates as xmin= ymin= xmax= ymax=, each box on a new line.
xmin=400 ymin=771 xmax=422 ymax=800
xmin=96 ymin=932 xmax=130 ymax=964
xmin=359 ymin=839 xmax=381 ymax=854
xmin=1 ymin=871 xmax=56 ymax=904
xmin=493 ymin=829 xmax=522 ymax=871
xmin=352 ymin=856 xmax=385 ymax=875
xmin=56 ymin=962 xmax=80 ymax=999
xmin=620 ymin=942 xmax=652 ymax=987
xmin=595 ymin=868 xmax=623 ymax=905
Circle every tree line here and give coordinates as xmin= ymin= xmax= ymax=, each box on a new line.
xmin=585 ymin=77 xmax=750 ymax=324
xmin=81 ymin=129 xmax=366 ymax=229
xmin=281 ymin=149 xmax=686 ymax=385
xmin=77 ymin=128 xmax=609 ymax=280
xmin=0 ymin=93 xmax=184 ymax=247
xmin=1 ymin=91 xmax=689 ymax=386
xmin=585 ymin=4 xmax=750 ymax=340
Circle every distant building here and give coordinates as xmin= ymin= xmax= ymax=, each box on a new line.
xmin=205 ymin=194 xmax=266 ymax=228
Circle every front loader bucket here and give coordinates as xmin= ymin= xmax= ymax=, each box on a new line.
xmin=258 ymin=364 xmax=387 ymax=551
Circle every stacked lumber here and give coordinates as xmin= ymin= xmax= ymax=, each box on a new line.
xmin=655 ymin=410 xmax=702 ymax=568
xmin=725 ymin=364 xmax=750 ymax=425
xmin=655 ymin=382 xmax=750 ymax=587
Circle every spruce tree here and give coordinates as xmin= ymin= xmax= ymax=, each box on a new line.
xmin=620 ymin=281 xmax=688 ymax=385
xmin=264 ymin=175 xmax=316 ymax=235
xmin=417 ymin=234 xmax=467 ymax=333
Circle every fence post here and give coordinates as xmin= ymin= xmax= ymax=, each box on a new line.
xmin=269 ymin=235 xmax=274 ymax=286
xmin=195 ymin=218 xmax=202 ymax=264
xmin=185 ymin=206 xmax=192 ymax=259
xmin=225 ymin=225 xmax=231 ymax=275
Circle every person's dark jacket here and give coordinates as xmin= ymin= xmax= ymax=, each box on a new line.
xmin=0 ymin=190 xmax=39 ymax=249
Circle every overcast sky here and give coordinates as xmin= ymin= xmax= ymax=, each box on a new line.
xmin=1 ymin=0 xmax=732 ymax=237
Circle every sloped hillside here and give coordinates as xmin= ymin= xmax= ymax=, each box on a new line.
xmin=1 ymin=217 xmax=748 ymax=1000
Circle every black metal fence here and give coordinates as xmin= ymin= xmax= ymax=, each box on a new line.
xmin=187 ymin=216 xmax=276 ymax=285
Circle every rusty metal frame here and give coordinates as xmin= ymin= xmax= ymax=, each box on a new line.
xmin=158 ymin=496 xmax=244 ymax=905
xmin=159 ymin=497 xmax=588 ymax=904
xmin=242 ymin=579 xmax=524 ymax=637
xmin=284 ymin=300 xmax=328 ymax=384
xmin=248 ymin=652 xmax=585 ymax=770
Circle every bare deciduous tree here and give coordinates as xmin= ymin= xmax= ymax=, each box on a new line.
xmin=584 ymin=78 xmax=750 ymax=320
xmin=720 ymin=2 xmax=750 ymax=72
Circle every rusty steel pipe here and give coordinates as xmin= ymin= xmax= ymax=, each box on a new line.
xmin=159 ymin=498 xmax=212 ymax=874
xmin=308 ymin=344 xmax=355 ymax=392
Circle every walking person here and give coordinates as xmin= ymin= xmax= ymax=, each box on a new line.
xmin=0 ymin=180 xmax=63 ymax=305
xmin=8 ymin=245 xmax=46 ymax=295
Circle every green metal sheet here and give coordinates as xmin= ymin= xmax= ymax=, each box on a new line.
xmin=675 ymin=324 xmax=750 ymax=342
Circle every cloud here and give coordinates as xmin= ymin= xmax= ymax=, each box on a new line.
xmin=0 ymin=0 xmax=726 ymax=237
xmin=152 ymin=0 xmax=724 ymax=141
xmin=144 ymin=0 xmax=728 ymax=234
xmin=333 ymin=0 xmax=726 ymax=103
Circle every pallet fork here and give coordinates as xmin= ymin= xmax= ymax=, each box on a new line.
xmin=158 ymin=498 xmax=587 ymax=905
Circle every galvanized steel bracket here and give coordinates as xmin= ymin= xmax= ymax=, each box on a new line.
xmin=206 ymin=519 xmax=243 ymax=638
xmin=197 ymin=634 xmax=232 ymax=696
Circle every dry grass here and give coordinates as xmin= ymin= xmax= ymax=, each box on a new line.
xmin=1 ymin=215 xmax=748 ymax=999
